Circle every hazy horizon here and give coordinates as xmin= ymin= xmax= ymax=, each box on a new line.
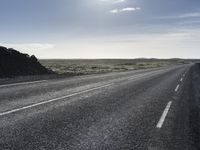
xmin=1 ymin=0 xmax=200 ymax=59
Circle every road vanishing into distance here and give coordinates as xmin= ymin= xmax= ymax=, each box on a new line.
xmin=0 ymin=64 xmax=198 ymax=150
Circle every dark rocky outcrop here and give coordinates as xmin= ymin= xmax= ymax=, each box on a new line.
xmin=0 ymin=46 xmax=53 ymax=78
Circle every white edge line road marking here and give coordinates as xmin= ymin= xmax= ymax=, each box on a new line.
xmin=0 ymin=83 xmax=113 ymax=117
xmin=180 ymin=78 xmax=183 ymax=82
xmin=175 ymin=84 xmax=180 ymax=92
xmin=156 ymin=101 xmax=172 ymax=128
xmin=0 ymin=80 xmax=47 ymax=88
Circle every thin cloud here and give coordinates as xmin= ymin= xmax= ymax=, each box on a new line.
xmin=155 ymin=12 xmax=200 ymax=20
xmin=110 ymin=7 xmax=141 ymax=13
xmin=121 ymin=7 xmax=141 ymax=12
xmin=110 ymin=9 xmax=119 ymax=13
xmin=101 ymin=0 xmax=126 ymax=4
xmin=179 ymin=12 xmax=200 ymax=18
xmin=113 ymin=0 xmax=126 ymax=3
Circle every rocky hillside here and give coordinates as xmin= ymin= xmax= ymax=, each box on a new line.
xmin=0 ymin=46 xmax=53 ymax=78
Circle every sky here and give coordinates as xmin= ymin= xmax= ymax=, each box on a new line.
xmin=0 ymin=0 xmax=200 ymax=59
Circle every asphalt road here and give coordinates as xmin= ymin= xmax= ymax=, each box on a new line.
xmin=0 ymin=64 xmax=197 ymax=150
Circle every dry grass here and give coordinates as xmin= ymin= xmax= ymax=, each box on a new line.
xmin=40 ymin=59 xmax=187 ymax=75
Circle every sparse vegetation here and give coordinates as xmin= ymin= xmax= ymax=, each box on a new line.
xmin=40 ymin=59 xmax=197 ymax=75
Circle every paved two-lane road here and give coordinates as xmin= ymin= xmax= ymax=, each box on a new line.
xmin=0 ymin=65 xmax=196 ymax=150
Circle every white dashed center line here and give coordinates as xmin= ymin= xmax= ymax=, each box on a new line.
xmin=156 ymin=101 xmax=172 ymax=128
xmin=157 ymin=75 xmax=184 ymax=128
xmin=175 ymin=84 xmax=180 ymax=92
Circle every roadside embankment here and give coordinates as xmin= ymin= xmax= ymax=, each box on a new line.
xmin=0 ymin=46 xmax=54 ymax=78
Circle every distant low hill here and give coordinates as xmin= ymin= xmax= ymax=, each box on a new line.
xmin=0 ymin=46 xmax=53 ymax=78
